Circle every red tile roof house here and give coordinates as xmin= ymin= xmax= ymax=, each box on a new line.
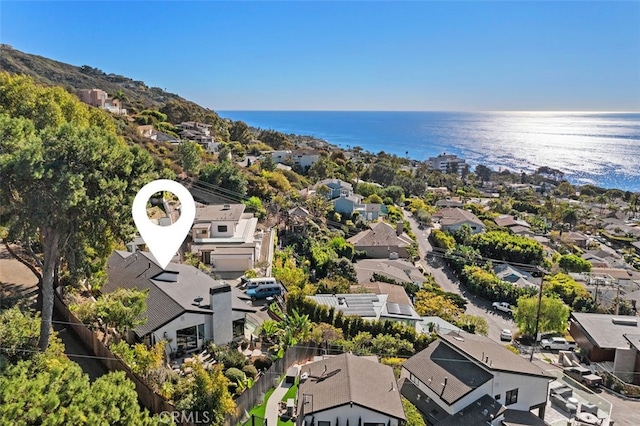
xmin=296 ymin=353 xmax=406 ymax=426
xmin=400 ymin=332 xmax=552 ymax=426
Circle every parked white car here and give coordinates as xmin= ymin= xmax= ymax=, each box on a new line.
xmin=563 ymin=366 xmax=603 ymax=388
xmin=500 ymin=329 xmax=513 ymax=341
xmin=540 ymin=337 xmax=576 ymax=351
xmin=492 ymin=301 xmax=513 ymax=315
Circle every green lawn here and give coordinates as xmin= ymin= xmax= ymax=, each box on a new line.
xmin=282 ymin=382 xmax=298 ymax=402
xmin=241 ymin=383 xmax=296 ymax=426
xmin=246 ymin=387 xmax=274 ymax=421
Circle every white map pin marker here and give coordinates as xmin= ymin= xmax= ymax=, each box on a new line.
xmin=132 ymin=179 xmax=196 ymax=270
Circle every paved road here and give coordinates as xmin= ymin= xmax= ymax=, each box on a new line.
xmin=404 ymin=212 xmax=516 ymax=343
xmin=405 ymin=215 xmax=640 ymax=424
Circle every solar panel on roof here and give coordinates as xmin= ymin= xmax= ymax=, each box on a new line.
xmin=348 ymin=294 xmax=377 ymax=300
xmin=398 ymin=305 xmax=413 ymax=316
xmin=387 ymin=303 xmax=401 ymax=315
xmin=346 ymin=308 xmax=377 ymax=317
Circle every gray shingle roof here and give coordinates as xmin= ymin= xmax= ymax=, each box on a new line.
xmin=436 ymin=394 xmax=506 ymax=426
xmin=403 ymin=334 xmax=551 ymax=406
xmin=439 ymin=333 xmax=551 ymax=378
xmin=347 ymin=222 xmax=412 ymax=248
xmin=502 ymin=409 xmax=548 ymax=426
xmin=194 ymin=202 xmax=245 ymax=222
xmin=298 ymin=354 xmax=405 ymax=420
xmin=104 ymin=251 xmax=183 ymax=337
xmin=402 ymin=340 xmax=492 ymax=405
xmin=316 ymin=178 xmax=353 ymax=191
xmin=354 ymin=259 xmax=426 ymax=284
xmin=103 ymin=251 xmax=255 ymax=338
xmin=433 ymin=208 xmax=485 ymax=229
xmin=399 ymin=378 xmax=449 ymax=424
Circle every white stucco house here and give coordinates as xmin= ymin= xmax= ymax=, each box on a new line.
xmin=266 ymin=149 xmax=321 ymax=170
xmin=332 ymin=194 xmax=383 ymax=221
xmin=297 ymin=353 xmax=406 ymax=426
xmin=189 ymin=203 xmax=260 ymax=272
xmin=400 ymin=332 xmax=552 ymax=425
xmin=103 ymin=251 xmax=257 ymax=356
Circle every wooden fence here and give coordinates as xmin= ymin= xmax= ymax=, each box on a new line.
xmin=226 ymin=344 xmax=321 ymax=426
xmin=53 ymin=292 xmax=177 ymax=416
xmin=55 ymin=290 xmax=319 ymax=425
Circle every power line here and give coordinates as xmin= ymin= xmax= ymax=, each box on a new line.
xmin=424 ymin=246 xmax=544 ymax=274
xmin=0 ymin=346 xmax=132 ymax=362
xmin=189 ymin=179 xmax=246 ymax=203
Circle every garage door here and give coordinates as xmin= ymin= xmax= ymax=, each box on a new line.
xmin=211 ymin=257 xmax=252 ymax=272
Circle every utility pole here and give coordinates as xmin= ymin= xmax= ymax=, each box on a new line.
xmin=615 ymin=278 xmax=621 ymax=315
xmin=530 ymin=266 xmax=549 ymax=362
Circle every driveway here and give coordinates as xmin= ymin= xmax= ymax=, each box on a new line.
xmin=404 ymin=212 xmax=516 ymax=343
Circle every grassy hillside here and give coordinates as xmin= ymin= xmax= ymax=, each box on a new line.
xmin=0 ymin=44 xmax=220 ymax=119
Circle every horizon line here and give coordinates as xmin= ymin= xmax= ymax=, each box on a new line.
xmin=216 ymin=109 xmax=640 ymax=114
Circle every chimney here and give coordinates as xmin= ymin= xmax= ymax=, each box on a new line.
xmin=396 ymin=221 xmax=403 ymax=236
xmin=209 ymin=283 xmax=232 ymax=344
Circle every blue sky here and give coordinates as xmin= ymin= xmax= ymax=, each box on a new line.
xmin=1 ymin=1 xmax=639 ymax=111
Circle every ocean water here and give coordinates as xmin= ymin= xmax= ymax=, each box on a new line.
xmin=218 ymin=111 xmax=640 ymax=192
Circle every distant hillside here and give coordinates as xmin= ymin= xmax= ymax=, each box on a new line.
xmin=0 ymin=44 xmax=333 ymax=152
xmin=0 ymin=44 xmax=223 ymax=122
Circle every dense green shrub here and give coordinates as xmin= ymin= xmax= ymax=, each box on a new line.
xmin=242 ymin=364 xmax=258 ymax=379
xmin=430 ymin=229 xmax=456 ymax=250
xmin=253 ymin=356 xmax=273 ymax=371
xmin=469 ymin=231 xmax=544 ymax=265
xmin=224 ymin=368 xmax=246 ymax=384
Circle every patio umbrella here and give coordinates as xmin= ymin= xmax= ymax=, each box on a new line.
xmin=358 ymin=417 xmax=361 ymax=426
xmin=346 ymin=419 xmax=349 ymax=426
xmin=336 ymin=417 xmax=339 ymax=426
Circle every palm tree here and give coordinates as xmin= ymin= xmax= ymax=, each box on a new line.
xmin=629 ymin=193 xmax=638 ymax=219
xmin=562 ymin=207 xmax=579 ymax=231
xmin=111 ymin=89 xmax=128 ymax=114
xmin=596 ymin=194 xmax=608 ymax=216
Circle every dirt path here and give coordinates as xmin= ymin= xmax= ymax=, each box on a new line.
xmin=0 ymin=242 xmax=39 ymax=306
xmin=1 ymin=242 xmax=108 ymax=380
